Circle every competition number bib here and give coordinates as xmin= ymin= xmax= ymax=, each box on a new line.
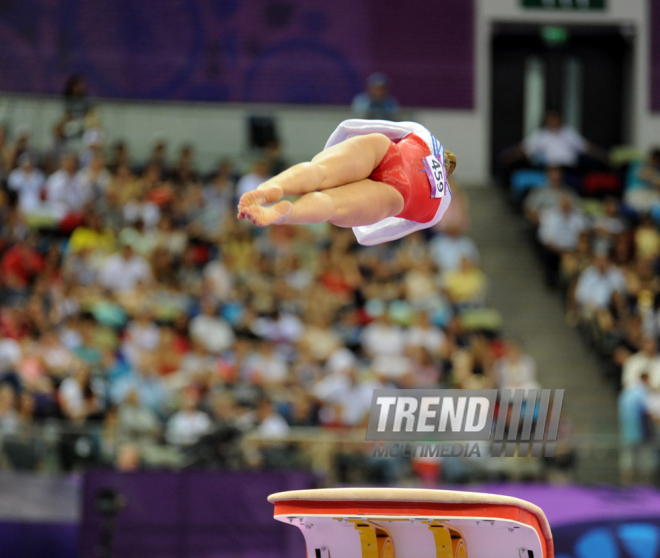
xmin=422 ymin=154 xmax=447 ymax=199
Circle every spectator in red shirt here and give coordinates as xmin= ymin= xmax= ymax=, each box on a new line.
xmin=0 ymin=240 xmax=44 ymax=289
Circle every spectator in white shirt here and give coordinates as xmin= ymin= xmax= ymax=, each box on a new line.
xmin=361 ymin=312 xmax=410 ymax=378
xmin=523 ymin=111 xmax=589 ymax=167
xmin=8 ymin=153 xmax=45 ymax=215
xmin=524 ymin=166 xmax=581 ymax=225
xmin=202 ymin=258 xmax=233 ymax=301
xmin=312 ymin=366 xmax=381 ymax=426
xmin=429 ymin=225 xmax=480 ymax=272
xmin=495 ymin=340 xmax=540 ymax=392
xmin=592 ymin=197 xmax=626 ymax=255
xmin=0 ymin=335 xmax=22 ymax=376
xmin=76 ymin=154 xmax=111 ymax=203
xmin=361 ymin=312 xmax=406 ymax=358
xmin=189 ymin=298 xmax=235 ymax=354
xmin=117 ymin=389 xmax=161 ymax=445
xmin=110 ymin=354 xmax=168 ymax=414
xmin=98 ymin=244 xmax=153 ymax=293
xmin=122 ymin=308 xmax=161 ymax=367
xmin=575 ymin=254 xmax=627 ymax=327
xmin=339 ymin=369 xmax=382 ymax=426
xmin=46 ymin=153 xmax=89 ymax=220
xmin=538 ymin=195 xmax=588 ymax=286
xmin=0 ymin=384 xmax=18 ymax=435
xmin=405 ymin=312 xmax=446 ymax=357
xmin=255 ymin=398 xmax=290 ymax=439
xmin=236 ymin=160 xmax=271 ymax=198
xmin=166 ymin=391 xmax=211 ymax=447
xmin=241 ymin=341 xmax=289 ymax=385
xmin=250 ymin=311 xmax=304 ymax=344
xmin=123 ymin=191 xmax=161 ymax=231
xmin=622 ymin=338 xmax=660 ymax=390
xmin=59 ymin=363 xmax=105 ymax=421
xmin=539 ymin=196 xmax=588 ymax=252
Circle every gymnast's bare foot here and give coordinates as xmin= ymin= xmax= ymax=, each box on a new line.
xmin=243 ymin=200 xmax=293 ymax=226
xmin=237 ymin=184 xmax=284 ymax=218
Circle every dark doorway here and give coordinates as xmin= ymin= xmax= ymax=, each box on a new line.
xmin=491 ymin=24 xmax=633 ymax=174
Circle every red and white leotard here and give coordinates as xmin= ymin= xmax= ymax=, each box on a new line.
xmin=324 ymin=119 xmax=452 ymax=246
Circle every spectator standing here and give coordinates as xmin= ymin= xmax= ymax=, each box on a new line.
xmin=352 ymin=73 xmax=400 ymax=120
xmin=619 ymin=373 xmax=655 ymax=485
xmin=622 ymin=338 xmax=660 ymax=390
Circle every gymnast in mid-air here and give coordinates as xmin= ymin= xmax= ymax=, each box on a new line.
xmin=237 ymin=119 xmax=455 ymax=245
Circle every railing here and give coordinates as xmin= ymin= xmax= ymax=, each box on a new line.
xmin=0 ymin=421 xmax=622 ymax=483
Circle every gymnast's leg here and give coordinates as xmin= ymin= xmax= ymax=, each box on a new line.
xmin=273 ymin=179 xmax=404 ymax=226
xmin=238 ymin=133 xmax=391 ymax=224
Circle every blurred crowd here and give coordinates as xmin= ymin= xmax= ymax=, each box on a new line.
xmin=0 ymin=77 xmax=557 ymax=481
xmin=504 ymin=109 xmax=660 ymax=484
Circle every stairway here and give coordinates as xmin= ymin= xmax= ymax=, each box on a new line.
xmin=467 ymin=185 xmax=619 ymax=484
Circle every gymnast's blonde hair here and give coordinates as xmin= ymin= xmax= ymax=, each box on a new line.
xmin=444 ymin=150 xmax=457 ymax=177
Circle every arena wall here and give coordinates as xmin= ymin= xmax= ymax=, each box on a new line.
xmin=0 ymin=0 xmax=658 ymax=184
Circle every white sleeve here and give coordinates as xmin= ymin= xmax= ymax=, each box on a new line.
xmin=522 ymin=131 xmax=542 ymax=156
xmin=165 ymin=415 xmax=181 ymax=445
xmin=611 ymin=268 xmax=628 ymax=293
xmin=537 ymin=211 xmax=556 ymax=245
xmin=466 ymin=239 xmax=480 ymax=264
xmin=98 ymin=258 xmax=117 ymax=289
xmin=7 ymin=171 xmax=19 ymax=191
xmin=46 ymin=174 xmax=63 ymax=202
xmin=621 ymin=357 xmax=640 ymax=389
xmin=565 ymin=128 xmax=587 ymax=153
xmin=138 ymin=259 xmax=153 ymax=283
xmin=575 ymin=269 xmax=593 ymax=305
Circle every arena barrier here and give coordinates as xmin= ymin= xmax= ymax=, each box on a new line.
xmin=3 ymin=474 xmax=660 ymax=557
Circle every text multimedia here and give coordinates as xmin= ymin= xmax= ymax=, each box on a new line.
xmin=372 ymin=442 xmax=482 ymax=458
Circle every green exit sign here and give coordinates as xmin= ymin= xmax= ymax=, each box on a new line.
xmin=522 ymin=0 xmax=606 ymax=9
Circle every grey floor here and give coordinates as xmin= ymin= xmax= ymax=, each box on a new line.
xmin=467 ymin=184 xmax=619 ymax=483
